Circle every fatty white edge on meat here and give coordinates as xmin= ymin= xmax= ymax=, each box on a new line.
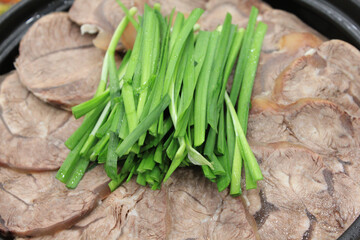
xmin=242 ymin=194 xmax=251 ymax=207
xmin=304 ymin=48 xmax=316 ymax=56
xmin=81 ymin=24 xmax=100 ymax=35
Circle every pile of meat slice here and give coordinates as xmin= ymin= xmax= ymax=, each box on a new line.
xmin=1 ymin=0 xmax=359 ymax=239
xmin=245 ymin=39 xmax=360 ymax=239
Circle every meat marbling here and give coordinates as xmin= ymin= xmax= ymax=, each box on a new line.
xmin=247 ymin=97 xmax=360 ymax=154
xmin=243 ymin=142 xmax=360 ymax=240
xmin=252 ymin=9 xmax=325 ymax=96
xmin=244 ymin=39 xmax=360 ymax=239
xmin=0 ymin=72 xmax=81 ymax=171
xmin=273 ymin=40 xmax=360 ymax=117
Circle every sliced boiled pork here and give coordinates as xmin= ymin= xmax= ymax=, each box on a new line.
xmin=244 ymin=142 xmax=360 ymax=240
xmin=21 ymin=169 xmax=259 ymax=240
xmin=0 ymin=166 xmax=110 ymax=237
xmin=16 ymin=12 xmax=105 ymax=110
xmin=0 ymin=72 xmax=80 ymax=171
xmin=273 ymin=40 xmax=360 ymax=116
xmin=247 ymin=97 xmax=360 ymax=154
xmin=69 ymin=0 xmax=133 ymax=50
xmin=165 ymin=169 xmax=258 ymax=240
xmin=245 ymin=38 xmax=360 ymax=239
xmin=252 ymin=9 xmax=325 ymax=96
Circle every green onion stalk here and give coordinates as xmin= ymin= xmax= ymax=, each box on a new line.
xmin=57 ymin=3 xmax=267 ymax=195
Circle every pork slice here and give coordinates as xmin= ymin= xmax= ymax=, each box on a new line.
xmin=260 ymin=9 xmax=325 ymax=53
xmin=253 ymin=32 xmax=323 ymax=96
xmin=22 ymin=169 xmax=258 ymax=240
xmin=165 ymin=168 xmax=258 ymax=240
xmin=16 ymin=12 xmax=106 ymax=110
xmin=336 ymin=148 xmax=360 ymax=187
xmin=248 ymin=97 xmax=360 ymax=154
xmin=69 ymin=0 xmax=112 ymax=33
xmin=247 ymin=97 xmax=292 ymax=144
xmin=17 ymin=12 xmax=93 ymax=61
xmin=285 ymin=99 xmax=359 ymax=152
xmin=69 ymin=0 xmax=132 ymax=50
xmin=0 ymin=72 xmax=80 ymax=171
xmin=20 ymin=179 xmax=165 ymax=240
xmin=0 ymin=165 xmax=110 ymax=237
xmin=252 ymin=9 xmax=325 ymax=96
xmin=272 ymin=40 xmax=360 ymax=117
xmin=244 ymin=142 xmax=360 ymax=240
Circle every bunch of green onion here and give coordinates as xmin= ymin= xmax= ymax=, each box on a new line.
xmin=56 ymin=2 xmax=267 ymax=196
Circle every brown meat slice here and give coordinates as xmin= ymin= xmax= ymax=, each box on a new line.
xmin=69 ymin=0 xmax=131 ymax=50
xmin=272 ymin=40 xmax=360 ymax=116
xmin=23 ymin=169 xmax=258 ymax=240
xmin=243 ymin=142 xmax=360 ymax=240
xmin=165 ymin=168 xmax=258 ymax=240
xmin=260 ymin=9 xmax=325 ymax=53
xmin=21 ymin=179 xmax=166 ymax=240
xmin=16 ymin=12 xmax=105 ymax=110
xmin=16 ymin=13 xmax=93 ymax=60
xmin=253 ymin=32 xmax=323 ymax=96
xmin=0 ymin=72 xmax=80 ymax=171
xmin=69 ymin=0 xmax=114 ymax=33
xmin=247 ymin=97 xmax=360 ymax=154
xmin=337 ymin=148 xmax=360 ymax=187
xmin=252 ymin=9 xmax=325 ymax=96
xmin=0 ymin=166 xmax=110 ymax=237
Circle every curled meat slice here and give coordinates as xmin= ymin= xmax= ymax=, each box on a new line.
xmin=248 ymin=97 xmax=360 ymax=154
xmin=273 ymin=40 xmax=360 ymax=116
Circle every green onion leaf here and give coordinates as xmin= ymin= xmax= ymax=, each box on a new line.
xmin=71 ymin=89 xmax=110 ymax=119
xmin=230 ymin=7 xmax=258 ymax=104
xmin=237 ymin=21 xmax=268 ymax=134
xmin=225 ymin=92 xmax=263 ymax=183
xmin=105 ymin=132 xmax=120 ymax=180
xmin=193 ymin=31 xmax=220 ymax=146
xmin=116 ymin=95 xmax=170 ymax=158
